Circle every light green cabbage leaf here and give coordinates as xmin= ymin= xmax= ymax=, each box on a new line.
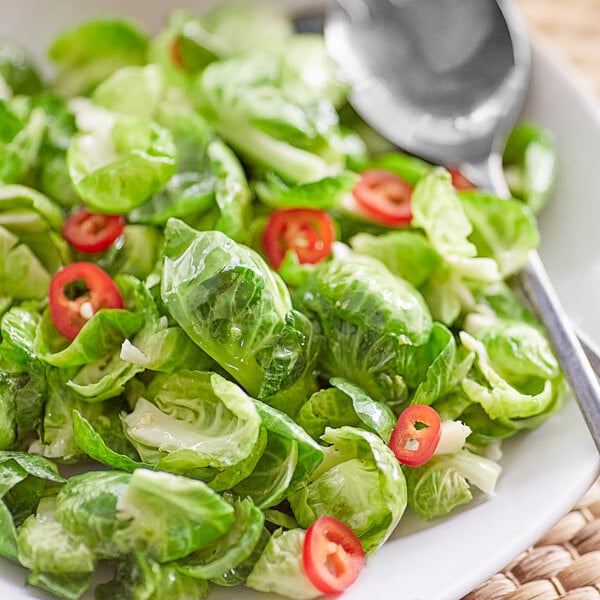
xmin=96 ymin=553 xmax=209 ymax=600
xmin=411 ymin=168 xmax=501 ymax=283
xmin=177 ymin=495 xmax=265 ymax=584
xmin=459 ymin=190 xmax=539 ymax=277
xmin=246 ymin=528 xmax=320 ymax=600
xmin=112 ymin=469 xmax=235 ymax=562
xmin=350 ymin=230 xmax=440 ymax=289
xmin=503 ymin=122 xmax=557 ymax=214
xmin=49 ymin=18 xmax=148 ymax=96
xmin=232 ymin=399 xmax=323 ymax=508
xmin=195 ymin=51 xmax=345 ymax=183
xmin=293 ymin=253 xmax=432 ymax=407
xmin=460 ymin=331 xmax=558 ymax=421
xmin=67 ymin=99 xmax=177 ymax=213
xmin=405 ymin=449 xmax=502 ymax=520
xmin=17 ymin=497 xmax=95 ymax=575
xmin=161 ymin=219 xmax=317 ymax=400
xmin=296 ymin=378 xmax=396 ymax=442
xmin=0 ymin=185 xmax=70 ymax=301
xmin=121 ymin=370 xmax=262 ymax=486
xmin=289 ymin=426 xmax=406 ymax=554
xmin=0 ymin=39 xmax=44 ymax=95
xmin=0 ymin=96 xmax=45 ymax=184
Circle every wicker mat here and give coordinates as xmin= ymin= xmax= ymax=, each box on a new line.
xmin=517 ymin=0 xmax=600 ymax=95
xmin=463 ymin=1 xmax=600 ymax=598
xmin=463 ymin=481 xmax=600 ymax=599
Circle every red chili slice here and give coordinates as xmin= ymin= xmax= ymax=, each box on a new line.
xmin=263 ymin=208 xmax=335 ymax=270
xmin=448 ymin=168 xmax=478 ymax=190
xmin=389 ymin=404 xmax=442 ymax=467
xmin=169 ymin=37 xmax=185 ymax=70
xmin=48 ymin=262 xmax=124 ymax=340
xmin=352 ymin=169 xmax=413 ymax=226
xmin=303 ymin=515 xmax=365 ymax=595
xmin=62 ymin=208 xmax=125 ymax=254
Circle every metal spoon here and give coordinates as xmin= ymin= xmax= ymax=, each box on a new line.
xmin=324 ymin=0 xmax=600 ymax=450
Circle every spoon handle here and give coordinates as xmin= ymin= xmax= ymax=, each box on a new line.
xmin=522 ymin=252 xmax=600 ymax=444
xmin=467 ymin=155 xmax=600 ymax=451
xmin=573 ymin=326 xmax=600 ymax=383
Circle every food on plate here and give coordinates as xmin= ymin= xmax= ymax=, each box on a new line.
xmin=0 ymin=3 xmax=560 ymax=599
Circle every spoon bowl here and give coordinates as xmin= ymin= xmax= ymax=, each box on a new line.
xmin=325 ymin=0 xmax=530 ymax=190
xmin=325 ymin=0 xmax=600 ymax=451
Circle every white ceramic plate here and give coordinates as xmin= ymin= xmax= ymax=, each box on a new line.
xmin=1 ymin=2 xmax=600 ymax=599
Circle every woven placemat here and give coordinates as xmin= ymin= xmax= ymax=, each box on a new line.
xmin=517 ymin=0 xmax=600 ymax=93
xmin=464 ymin=1 xmax=600 ymax=597
xmin=464 ymin=481 xmax=600 ymax=599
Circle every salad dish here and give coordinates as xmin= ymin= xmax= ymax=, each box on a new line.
xmin=0 ymin=2 xmax=598 ymax=600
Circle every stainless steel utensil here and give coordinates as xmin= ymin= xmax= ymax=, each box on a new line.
xmin=325 ymin=0 xmax=600 ymax=450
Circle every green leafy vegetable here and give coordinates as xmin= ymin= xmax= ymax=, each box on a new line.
xmin=112 ymin=469 xmax=235 ymax=562
xmin=0 ymin=451 xmax=64 ymax=559
xmin=161 ymin=219 xmax=317 ymax=400
xmin=92 ymin=64 xmax=164 ymax=117
xmin=411 ymin=168 xmax=501 ymax=283
xmin=67 ymin=99 xmax=177 ymax=212
xmin=200 ymin=3 xmax=293 ymax=57
xmin=288 ymin=426 xmax=407 ymax=554
xmin=0 ymin=185 xmax=70 ymax=300
xmin=294 ymin=252 xmax=432 ymax=406
xmin=233 ymin=399 xmax=323 ymax=508
xmin=246 ymin=528 xmax=320 ymax=599
xmin=122 ymin=370 xmax=262 ymax=487
xmin=208 ymin=138 xmax=251 ymax=242
xmin=0 ymin=39 xmax=44 ymax=95
xmin=405 ymin=449 xmax=502 ymax=520
xmin=26 ymin=570 xmax=91 ymax=600
xmin=195 ymin=50 xmax=345 ymax=183
xmin=255 ymin=170 xmax=358 ymax=210
xmin=296 ymin=378 xmax=396 ymax=442
xmin=49 ymin=18 xmax=148 ymax=96
xmin=30 ymin=369 xmax=132 ymax=460
xmin=30 ymin=93 xmax=80 ymax=207
xmin=97 ymin=553 xmax=209 ymax=600
xmin=54 ymin=470 xmax=131 ymax=558
xmin=460 ymin=331 xmax=559 ymax=421
xmin=503 ymin=122 xmax=557 ymax=213
xmin=350 ymin=230 xmax=440 ymax=288
xmin=177 ymin=495 xmax=265 ymax=584
xmin=72 ymin=410 xmax=143 ymax=473
xmin=0 ymin=96 xmax=45 ymax=184
xmin=459 ymin=190 xmax=539 ymax=276
xmin=17 ymin=497 xmax=95 ymax=575
xmin=366 ymin=150 xmax=431 ymax=185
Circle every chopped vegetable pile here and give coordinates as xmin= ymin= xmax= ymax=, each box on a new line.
xmin=0 ymin=3 xmax=560 ymax=599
